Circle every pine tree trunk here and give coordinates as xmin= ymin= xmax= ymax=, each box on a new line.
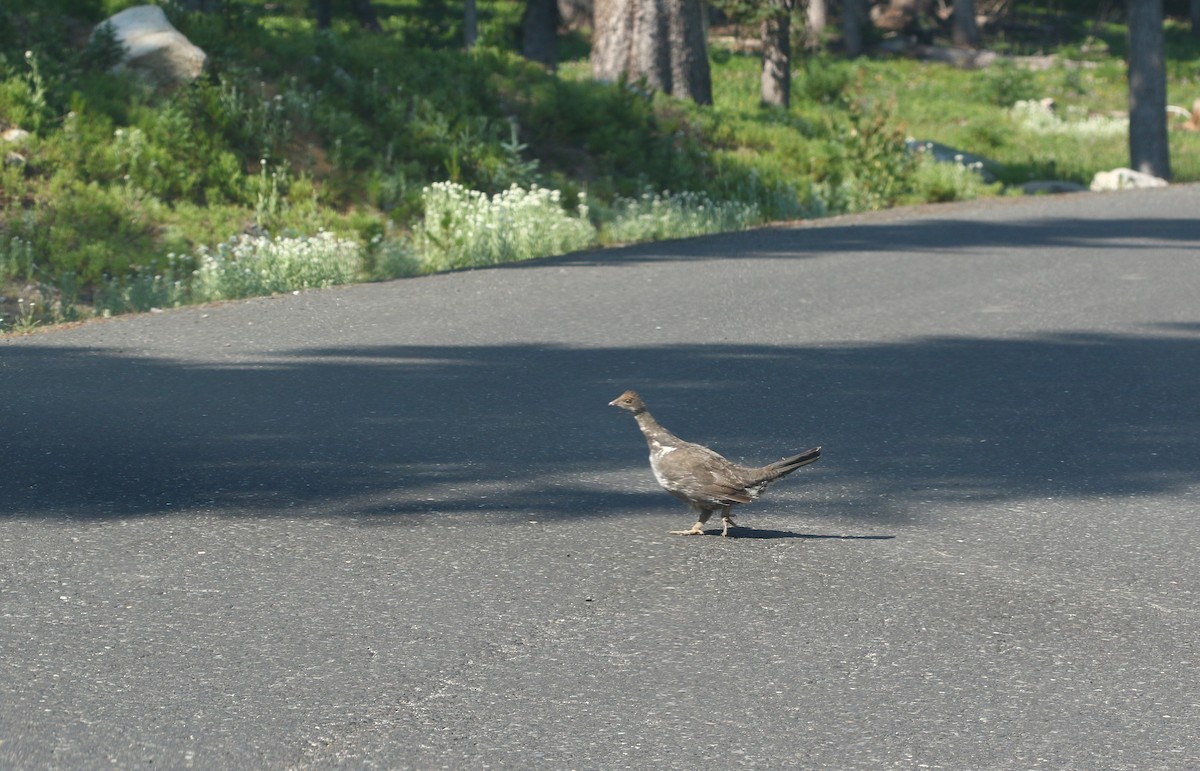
xmin=465 ymin=0 xmax=478 ymax=47
xmin=592 ymin=0 xmax=644 ymax=83
xmin=805 ymin=0 xmax=826 ymax=49
xmin=523 ymin=0 xmax=560 ymax=68
xmin=761 ymin=0 xmax=793 ymax=108
xmin=592 ymin=0 xmax=712 ymax=105
xmin=634 ymin=0 xmax=672 ymax=93
xmin=842 ymin=0 xmax=865 ymax=58
xmin=1127 ymin=0 xmax=1171 ymax=179
xmin=951 ymin=0 xmax=980 ymax=49
xmin=669 ymin=0 xmax=712 ymax=104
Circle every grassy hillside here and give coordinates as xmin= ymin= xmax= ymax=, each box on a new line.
xmin=2 ymin=0 xmax=1199 ymax=331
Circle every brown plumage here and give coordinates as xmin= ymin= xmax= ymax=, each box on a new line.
xmin=609 ymin=390 xmax=821 ymax=536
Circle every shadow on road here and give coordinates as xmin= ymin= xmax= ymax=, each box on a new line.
xmin=526 ymin=213 xmax=1200 ymax=267
xmin=708 ymin=529 xmax=898 ymax=540
xmin=4 ymin=324 xmax=1199 ymax=523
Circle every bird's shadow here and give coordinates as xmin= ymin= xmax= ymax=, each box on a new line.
xmin=711 ymin=528 xmax=896 ymax=541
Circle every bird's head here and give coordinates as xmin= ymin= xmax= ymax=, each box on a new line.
xmin=608 ymin=390 xmax=646 ymax=414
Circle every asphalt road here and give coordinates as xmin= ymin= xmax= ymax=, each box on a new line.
xmin=3 ymin=187 xmax=1199 ymax=769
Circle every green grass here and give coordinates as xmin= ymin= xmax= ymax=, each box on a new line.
xmin=3 ymin=0 xmax=1200 ymax=332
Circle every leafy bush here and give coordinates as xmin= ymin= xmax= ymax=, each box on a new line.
xmin=799 ymin=56 xmax=857 ymax=105
xmin=599 ymin=190 xmax=762 ymax=245
xmin=907 ymin=153 xmax=1003 ymax=204
xmin=365 ymin=233 xmax=420 ymax=280
xmin=190 ymin=231 xmax=363 ymax=301
xmin=94 ymin=265 xmax=189 ymax=316
xmin=1009 ymin=99 xmax=1128 ymax=138
xmin=95 ymin=230 xmax=365 ymax=314
xmin=19 ymin=180 xmax=162 ymax=283
xmin=412 ymin=181 xmax=596 ymax=272
xmin=0 ymin=51 xmax=50 ymax=133
xmin=981 ymin=60 xmax=1039 ymax=106
xmin=821 ymin=95 xmax=915 ymax=213
xmin=0 ymin=232 xmax=34 ymax=283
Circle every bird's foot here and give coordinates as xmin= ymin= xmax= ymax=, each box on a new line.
xmin=669 ymin=524 xmax=706 ymax=536
xmin=721 ymin=519 xmax=737 ymax=538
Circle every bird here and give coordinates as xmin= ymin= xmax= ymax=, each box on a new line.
xmin=609 ymin=390 xmax=821 ymax=537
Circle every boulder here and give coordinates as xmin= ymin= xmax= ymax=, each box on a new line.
xmin=1 ymin=127 xmax=30 ymax=143
xmin=1089 ymin=168 xmax=1168 ymax=192
xmin=1 ymin=127 xmax=28 ymax=167
xmin=93 ymin=5 xmax=206 ymax=89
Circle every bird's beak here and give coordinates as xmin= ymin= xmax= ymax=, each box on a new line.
xmin=608 ymin=398 xmax=620 ymax=407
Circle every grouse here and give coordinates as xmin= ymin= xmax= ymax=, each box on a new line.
xmin=609 ymin=390 xmax=821 ymax=537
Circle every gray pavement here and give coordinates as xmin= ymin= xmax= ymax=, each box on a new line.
xmin=2 ymin=187 xmax=1199 ymax=768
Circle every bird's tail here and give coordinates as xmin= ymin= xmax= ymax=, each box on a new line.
xmin=765 ymin=446 xmax=821 ymax=479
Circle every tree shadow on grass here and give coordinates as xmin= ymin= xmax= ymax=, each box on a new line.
xmin=3 ymin=325 xmax=1199 ymax=524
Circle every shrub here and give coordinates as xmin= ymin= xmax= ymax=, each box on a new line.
xmin=821 ymin=95 xmax=915 ymax=213
xmin=0 ymin=232 xmax=34 ymax=283
xmin=0 ymin=51 xmax=50 ymax=133
xmin=190 ymin=231 xmax=364 ymax=302
xmin=906 ymin=153 xmax=1003 ymax=204
xmin=599 ymin=190 xmax=762 ymax=245
xmin=412 ymin=182 xmax=597 ymax=272
xmin=981 ymin=60 xmax=1038 ymax=106
xmin=24 ymin=180 xmax=161 ymax=283
xmin=94 ymin=264 xmax=190 ymax=316
xmin=799 ymin=55 xmax=856 ymax=105
xmin=365 ymin=233 xmax=420 ymax=280
xmin=1009 ymin=99 xmax=1128 ymax=138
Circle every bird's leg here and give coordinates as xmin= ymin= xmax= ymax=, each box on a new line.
xmin=720 ymin=506 xmax=737 ymax=538
xmin=670 ymin=507 xmax=713 ymax=536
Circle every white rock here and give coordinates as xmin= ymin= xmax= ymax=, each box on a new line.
xmin=94 ymin=5 xmax=206 ymax=88
xmin=1089 ymin=168 xmax=1169 ymax=192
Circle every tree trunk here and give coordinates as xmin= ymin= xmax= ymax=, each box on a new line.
xmin=951 ymin=0 xmax=980 ymax=49
xmin=558 ymin=0 xmax=593 ymax=29
xmin=632 ymin=0 xmax=671 ymax=93
xmin=1192 ymin=0 xmax=1200 ymax=39
xmin=465 ymin=0 xmax=478 ymax=47
xmin=842 ymin=0 xmax=866 ymax=58
xmin=805 ymin=0 xmax=826 ymax=49
xmin=1127 ymin=0 xmax=1171 ymax=179
xmin=761 ymin=0 xmax=793 ymax=108
xmin=668 ymin=0 xmax=711 ymax=104
xmin=593 ymin=0 xmax=661 ymax=88
xmin=592 ymin=0 xmax=625 ymax=77
xmin=592 ymin=0 xmax=712 ymax=105
xmin=523 ymin=0 xmax=560 ymax=68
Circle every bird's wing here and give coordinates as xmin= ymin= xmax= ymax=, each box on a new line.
xmin=653 ymin=442 xmax=755 ymax=505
